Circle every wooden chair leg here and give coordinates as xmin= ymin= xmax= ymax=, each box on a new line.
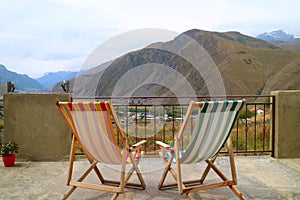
xmin=63 ymin=162 xmax=98 ymax=199
xmin=200 ymin=156 xmax=217 ymax=183
xmin=66 ymin=136 xmax=76 ymax=185
xmin=230 ymin=185 xmax=245 ymax=200
xmin=134 ymin=165 xmax=146 ymax=189
xmin=130 ymin=153 xmax=146 ymax=188
xmin=92 ymin=164 xmax=105 ymax=184
xmin=227 ymin=137 xmax=237 ymax=184
xmin=62 ymin=186 xmax=76 ymax=200
xmin=111 ymin=192 xmax=119 ymax=200
xmin=63 ymin=136 xmax=77 ymax=199
xmin=186 ymin=193 xmax=195 ymax=200
xmin=115 ymin=152 xmax=146 ymax=189
xmin=158 ymin=154 xmax=174 ymax=189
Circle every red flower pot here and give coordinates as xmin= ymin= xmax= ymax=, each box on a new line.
xmin=2 ymin=154 xmax=16 ymax=167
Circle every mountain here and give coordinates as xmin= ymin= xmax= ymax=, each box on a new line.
xmin=36 ymin=71 xmax=77 ymax=88
xmin=52 ymin=29 xmax=300 ymax=98
xmin=257 ymin=29 xmax=299 ymax=42
xmin=52 ymin=61 xmax=111 ymax=93
xmin=0 ymin=65 xmax=43 ymax=91
xmin=269 ymin=40 xmax=300 ymax=53
xmin=257 ymin=30 xmax=300 ymax=53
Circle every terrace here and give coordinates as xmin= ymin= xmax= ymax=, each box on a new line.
xmin=0 ymin=92 xmax=300 ymax=199
xmin=1 ymin=156 xmax=299 ymax=199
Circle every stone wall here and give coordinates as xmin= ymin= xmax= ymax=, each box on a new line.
xmin=271 ymin=90 xmax=300 ymax=158
xmin=3 ymin=93 xmax=71 ymax=161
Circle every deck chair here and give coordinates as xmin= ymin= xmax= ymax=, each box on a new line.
xmin=156 ymin=99 xmax=246 ymax=200
xmin=56 ymin=101 xmax=146 ymax=200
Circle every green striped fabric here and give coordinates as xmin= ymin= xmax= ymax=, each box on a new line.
xmin=180 ymin=100 xmax=245 ymax=164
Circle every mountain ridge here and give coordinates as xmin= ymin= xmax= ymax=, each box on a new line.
xmin=36 ymin=71 xmax=77 ymax=88
xmin=53 ymin=29 xmax=300 ymax=97
xmin=2 ymin=29 xmax=300 ymax=98
xmin=0 ymin=64 xmax=43 ymax=92
xmin=257 ymin=29 xmax=300 ymax=42
xmin=256 ymin=29 xmax=300 ymax=53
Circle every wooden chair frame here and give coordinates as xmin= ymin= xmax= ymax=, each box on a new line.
xmin=156 ymin=100 xmax=246 ymax=200
xmin=57 ymin=101 xmax=146 ymax=200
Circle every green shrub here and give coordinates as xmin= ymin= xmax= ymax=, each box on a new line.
xmin=239 ymin=110 xmax=255 ymax=119
xmin=0 ymin=119 xmax=3 ymax=129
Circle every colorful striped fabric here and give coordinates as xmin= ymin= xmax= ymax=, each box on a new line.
xmin=180 ymin=100 xmax=245 ymax=164
xmin=64 ymin=102 xmax=123 ymax=165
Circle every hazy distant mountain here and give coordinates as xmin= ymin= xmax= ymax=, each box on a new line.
xmin=36 ymin=71 xmax=77 ymax=88
xmin=257 ymin=29 xmax=298 ymax=42
xmin=0 ymin=64 xmax=43 ymax=91
xmin=53 ymin=29 xmax=300 ymax=98
xmin=51 ymin=61 xmax=111 ymax=93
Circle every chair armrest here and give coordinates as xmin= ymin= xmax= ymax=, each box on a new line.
xmin=131 ymin=140 xmax=146 ymax=150
xmin=155 ymin=141 xmax=171 ymax=149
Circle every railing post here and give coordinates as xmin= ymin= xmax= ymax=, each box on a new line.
xmin=271 ymin=95 xmax=275 ymax=157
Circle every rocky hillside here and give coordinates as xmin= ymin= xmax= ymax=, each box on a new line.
xmin=53 ymin=29 xmax=300 ymax=97
xmin=270 ymin=41 xmax=300 ymax=53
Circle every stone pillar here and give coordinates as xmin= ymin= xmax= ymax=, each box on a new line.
xmin=3 ymin=93 xmax=71 ymax=161
xmin=271 ymin=90 xmax=300 ymax=158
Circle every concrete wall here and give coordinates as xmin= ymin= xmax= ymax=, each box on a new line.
xmin=271 ymin=90 xmax=300 ymax=158
xmin=3 ymin=93 xmax=71 ymax=161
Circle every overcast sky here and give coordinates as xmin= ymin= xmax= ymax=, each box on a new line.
xmin=0 ymin=0 xmax=299 ymax=78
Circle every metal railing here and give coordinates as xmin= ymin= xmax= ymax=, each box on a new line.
xmin=72 ymin=95 xmax=275 ymax=156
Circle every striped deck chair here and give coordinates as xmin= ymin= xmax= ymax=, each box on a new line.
xmin=56 ymin=101 xmax=146 ymax=200
xmin=156 ymin=99 xmax=246 ymax=200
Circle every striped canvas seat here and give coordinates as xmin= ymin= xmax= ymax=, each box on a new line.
xmin=57 ymin=101 xmax=146 ymax=200
xmin=69 ymin=102 xmax=122 ymax=164
xmin=180 ymin=100 xmax=244 ymax=164
xmin=156 ymin=99 xmax=246 ymax=200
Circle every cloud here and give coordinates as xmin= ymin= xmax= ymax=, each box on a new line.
xmin=0 ymin=0 xmax=299 ymax=77
xmin=1 ymin=55 xmax=86 ymax=78
xmin=81 ymin=28 xmax=179 ymax=70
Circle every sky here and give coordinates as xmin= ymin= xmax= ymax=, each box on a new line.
xmin=0 ymin=0 xmax=299 ymax=78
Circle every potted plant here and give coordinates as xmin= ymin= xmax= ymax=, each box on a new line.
xmin=0 ymin=141 xmax=19 ymax=167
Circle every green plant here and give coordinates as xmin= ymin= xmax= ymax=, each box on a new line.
xmin=239 ymin=109 xmax=255 ymax=119
xmin=0 ymin=119 xmax=4 ymax=129
xmin=0 ymin=141 xmax=19 ymax=156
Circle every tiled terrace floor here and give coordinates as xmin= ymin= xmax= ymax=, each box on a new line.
xmin=0 ymin=156 xmax=299 ymax=200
